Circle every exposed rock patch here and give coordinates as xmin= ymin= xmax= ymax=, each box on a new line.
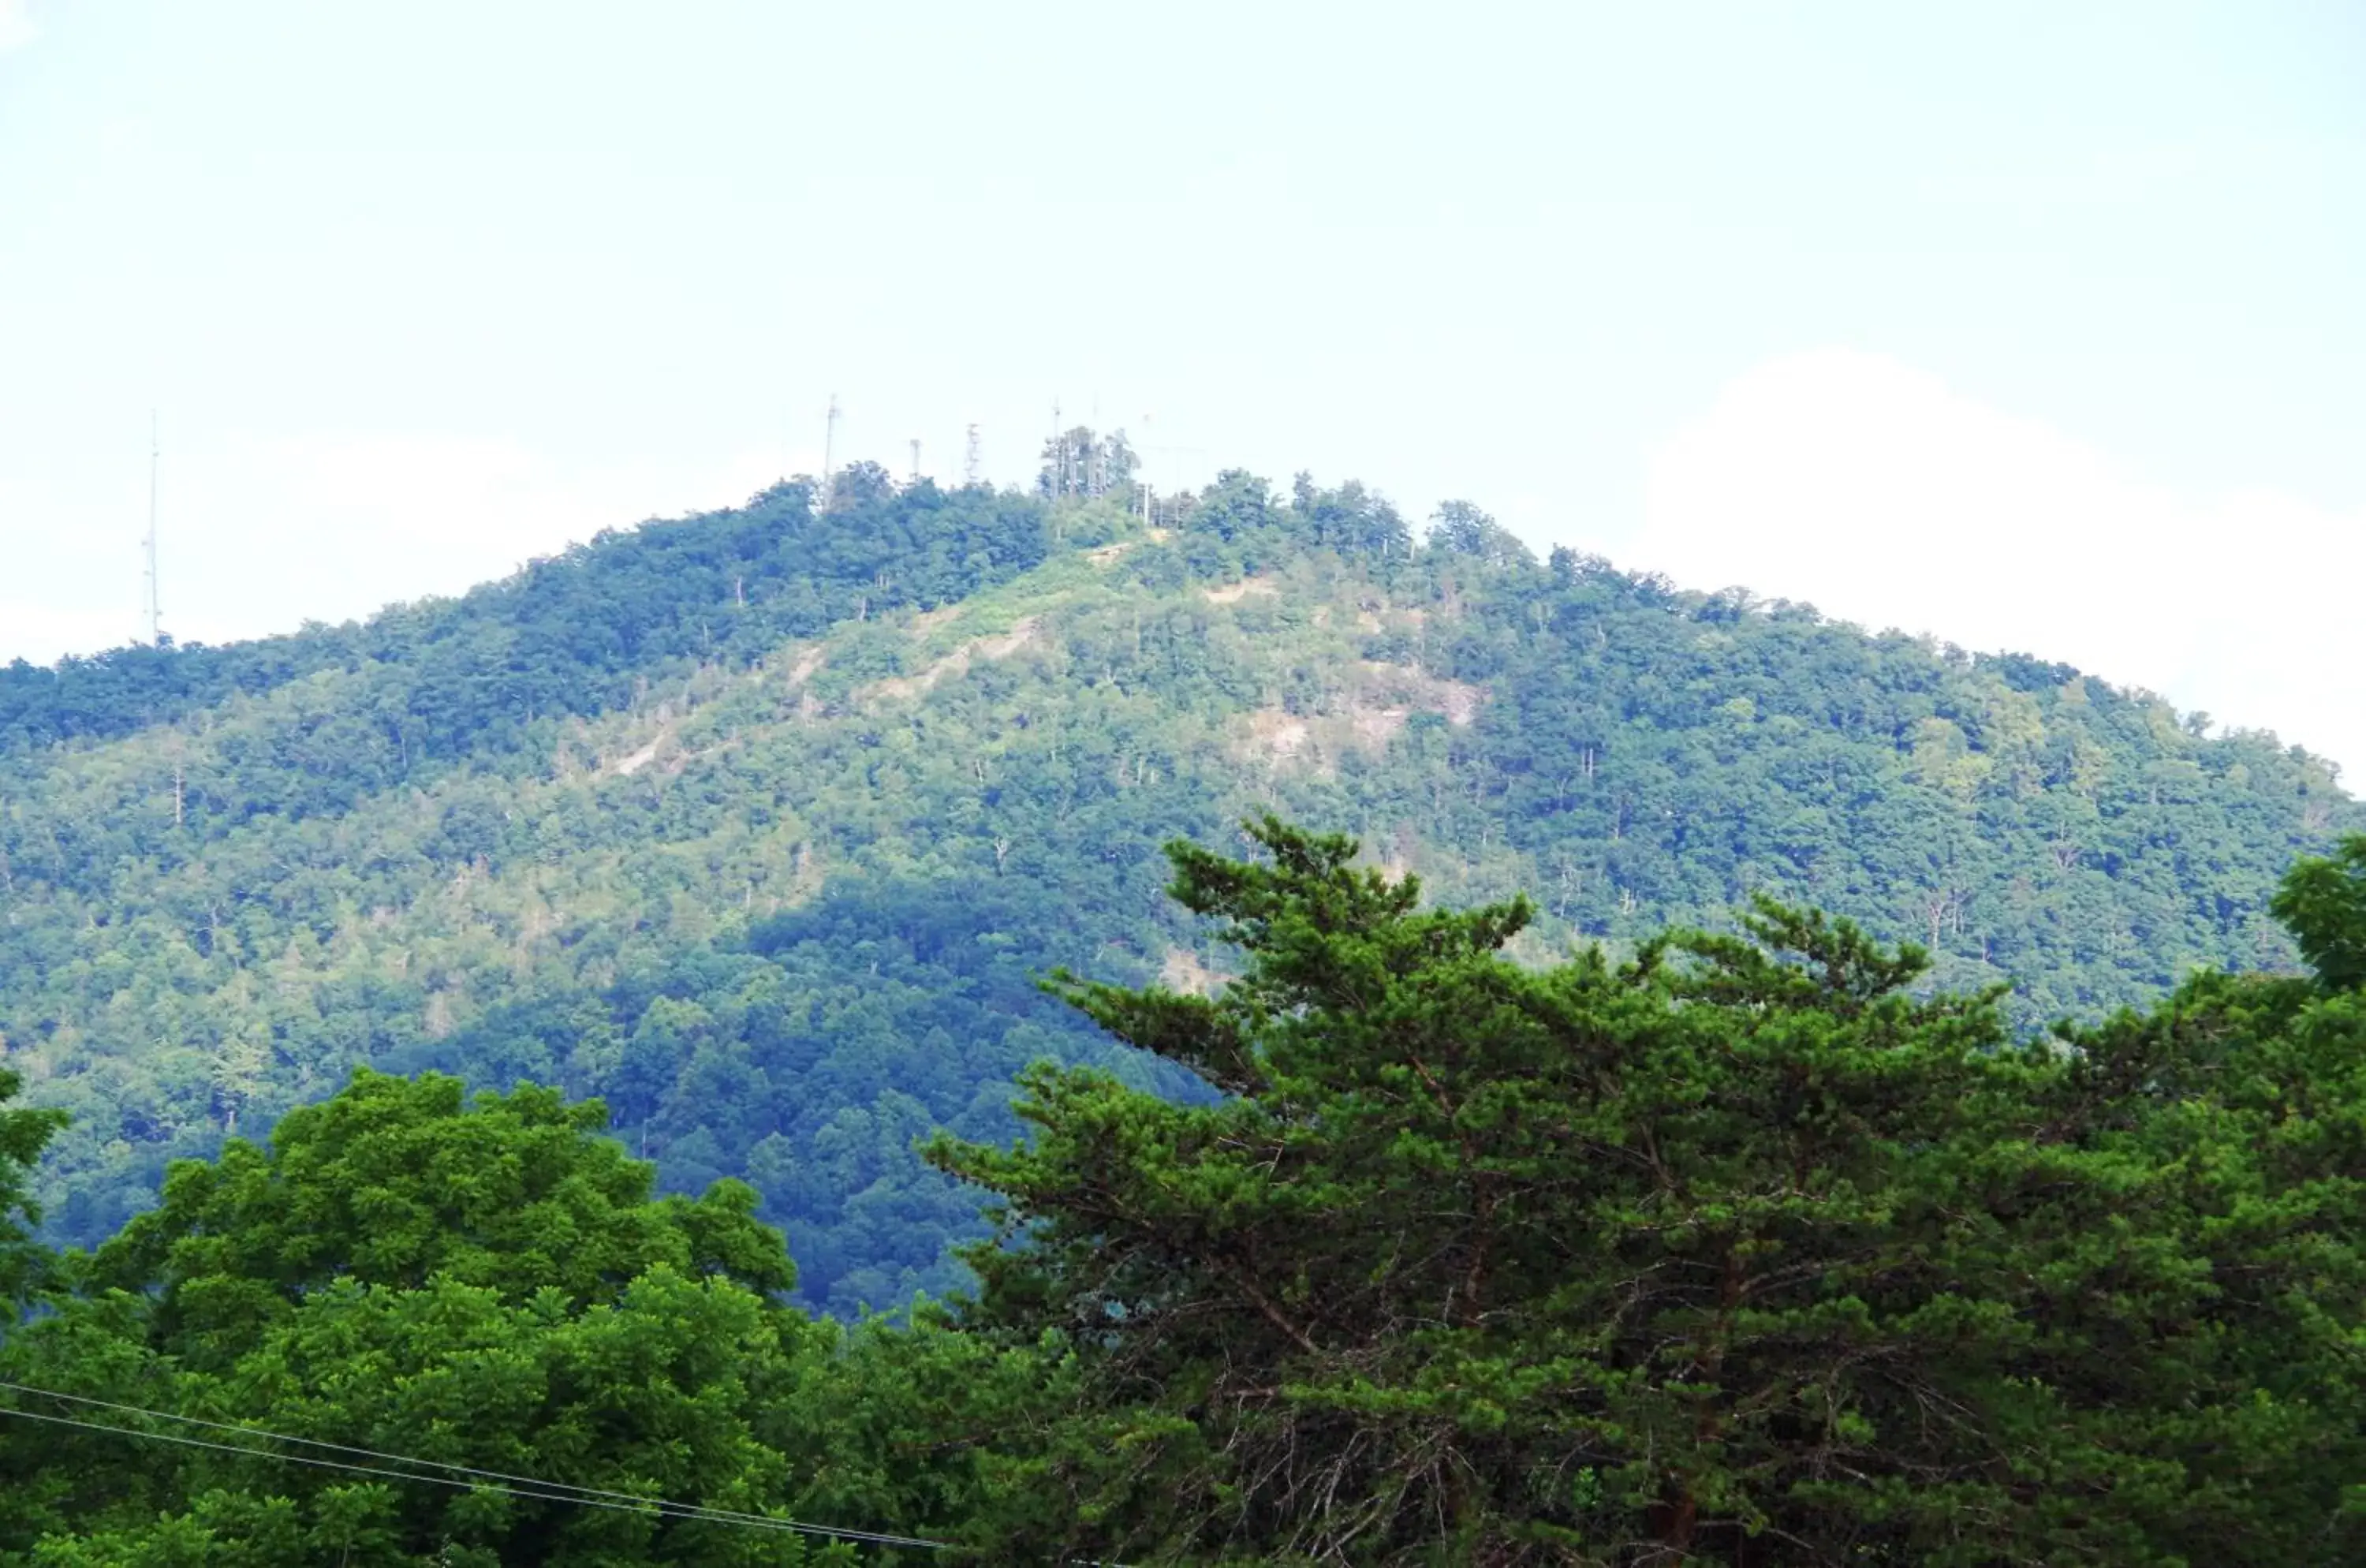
xmin=1202 ymin=576 xmax=1279 ymax=605
xmin=782 ymin=645 xmax=827 ymax=685
xmin=612 ymin=734 xmax=670 ymax=776
xmin=865 ymin=617 xmax=1043 ymax=702
xmin=1230 ymin=666 xmax=1486 ymax=775
xmin=1160 ymin=946 xmax=1230 ymax=996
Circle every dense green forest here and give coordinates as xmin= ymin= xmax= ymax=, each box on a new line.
xmin=0 ymin=822 xmax=2361 ymax=1563
xmin=0 ymin=452 xmax=2355 ymax=1311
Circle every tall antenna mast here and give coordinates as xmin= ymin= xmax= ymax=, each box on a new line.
xmin=908 ymin=437 xmax=921 ymax=484
xmin=821 ymin=394 xmax=841 ymax=505
xmin=964 ymin=424 xmax=982 ymax=486
xmin=143 ymin=411 xmax=163 ymax=645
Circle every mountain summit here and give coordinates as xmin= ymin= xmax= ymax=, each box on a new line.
xmin=2 ymin=457 xmax=2352 ymax=1309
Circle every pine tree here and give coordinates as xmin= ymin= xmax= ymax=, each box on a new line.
xmin=933 ymin=817 xmax=2366 ymax=1565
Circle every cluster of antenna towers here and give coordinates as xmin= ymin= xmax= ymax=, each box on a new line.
xmin=134 ymin=398 xmax=1190 ymax=651
xmin=812 ymin=394 xmax=1010 ymax=502
xmin=811 ymin=395 xmax=1174 ymax=515
xmin=815 ymin=394 xmax=984 ymax=502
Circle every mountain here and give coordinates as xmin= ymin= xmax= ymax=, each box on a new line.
xmin=2 ymin=455 xmax=2354 ymax=1312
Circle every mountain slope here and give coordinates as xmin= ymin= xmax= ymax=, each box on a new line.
xmin=2 ymin=463 xmax=2353 ymax=1310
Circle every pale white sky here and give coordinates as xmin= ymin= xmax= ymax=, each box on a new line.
xmin=2 ymin=2 xmax=2360 ymax=774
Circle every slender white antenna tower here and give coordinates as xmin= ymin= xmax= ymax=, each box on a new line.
xmin=909 ymin=438 xmax=921 ymax=483
xmin=1088 ymin=393 xmax=1101 ymax=498
xmin=821 ymin=394 xmax=841 ymax=503
xmin=143 ymin=411 xmax=163 ymax=645
xmin=964 ymin=424 xmax=982 ymax=486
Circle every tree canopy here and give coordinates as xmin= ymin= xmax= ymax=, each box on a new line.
xmin=930 ymin=820 xmax=2366 ymax=1565
xmin=0 ymin=457 xmax=2354 ymax=1315
xmin=0 ymin=827 xmax=2360 ymax=1562
xmin=0 ymin=1072 xmax=872 ymax=1565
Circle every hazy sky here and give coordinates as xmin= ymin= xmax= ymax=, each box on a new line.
xmin=2 ymin=2 xmax=2361 ymax=773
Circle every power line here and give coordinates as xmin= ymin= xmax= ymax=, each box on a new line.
xmin=3 ymin=1383 xmax=783 ymax=1526
xmin=0 ymin=1406 xmax=725 ymax=1526
xmin=0 ymin=1381 xmax=949 ymax=1552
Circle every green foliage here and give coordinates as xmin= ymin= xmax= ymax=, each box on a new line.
xmin=2 ymin=827 xmax=2362 ymax=1562
xmin=0 ymin=1068 xmax=66 ymax=1304
xmin=0 ymin=1073 xmax=919 ymax=1565
xmin=9 ymin=1271 xmax=829 ymax=1566
xmin=0 ymin=462 xmax=2354 ymax=1315
xmin=2270 ymin=831 xmax=2366 ymax=990
xmin=1038 ymin=427 xmax=1139 ymax=501
xmin=86 ymin=1070 xmax=791 ymax=1368
xmin=0 ymin=478 xmax=1051 ymax=763
xmin=931 ymin=819 xmax=2366 ymax=1565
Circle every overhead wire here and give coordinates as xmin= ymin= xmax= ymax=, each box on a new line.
xmin=0 ymin=1379 xmax=950 ymax=1552
xmin=0 ymin=1379 xmax=883 ymax=1538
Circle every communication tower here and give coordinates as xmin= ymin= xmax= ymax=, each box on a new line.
xmin=143 ymin=412 xmax=164 ymax=645
xmin=821 ymin=394 xmax=841 ymax=503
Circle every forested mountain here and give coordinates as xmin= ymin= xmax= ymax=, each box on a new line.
xmin=1 ymin=454 xmax=2355 ymax=1312
xmin=5 ymin=827 xmax=2364 ymax=1563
